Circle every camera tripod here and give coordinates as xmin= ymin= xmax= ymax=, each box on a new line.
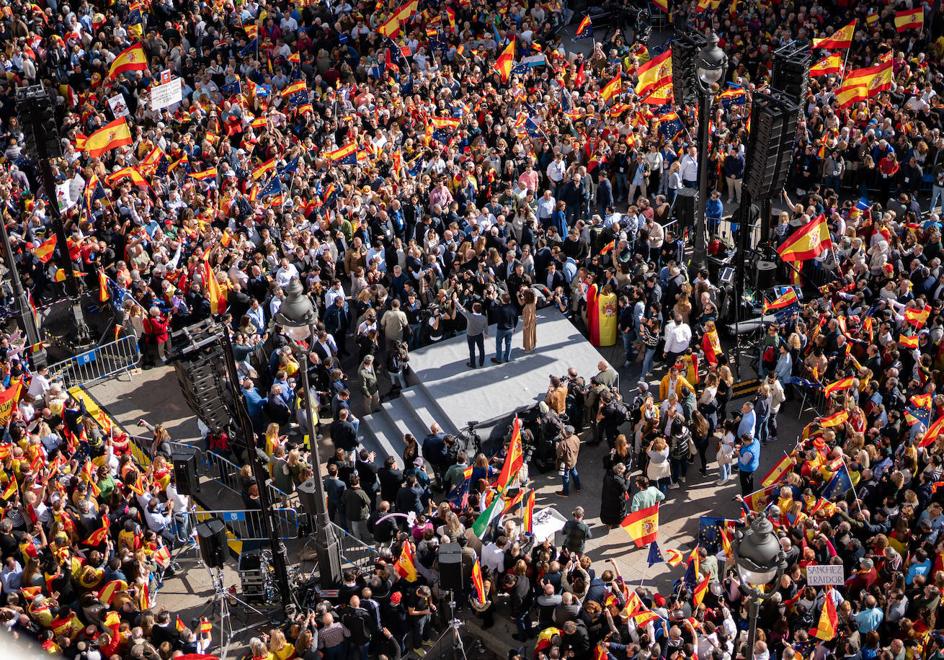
xmin=429 ymin=590 xmax=469 ymax=660
xmin=196 ymin=564 xmax=267 ymax=660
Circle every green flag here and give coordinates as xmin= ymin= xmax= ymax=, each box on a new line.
xmin=471 ymin=492 xmax=502 ymax=538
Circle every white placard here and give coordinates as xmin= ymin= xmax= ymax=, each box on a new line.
xmin=56 ymin=181 xmax=74 ymax=212
xmin=806 ymin=564 xmax=844 ymax=586
xmin=533 ymin=506 xmax=566 ymax=542
xmin=69 ymin=173 xmax=86 ymax=204
xmin=151 ymin=78 xmax=183 ymax=111
xmin=108 ymin=93 xmax=129 ymax=118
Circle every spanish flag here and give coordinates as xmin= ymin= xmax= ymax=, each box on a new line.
xmin=107 ymin=43 xmax=148 ymax=79
xmin=1 ymin=476 xmax=17 ymax=501
xmin=395 ymin=540 xmax=418 ymax=582
xmin=200 ymin=618 xmax=212 ymax=635
xmin=823 ymin=377 xmax=855 ymax=397
xmin=84 ymin=518 xmax=110 ymax=547
xmin=920 ymin=416 xmax=944 ymax=448
xmin=98 ymin=579 xmax=127 ymax=605
xmin=905 ymin=306 xmax=931 ymax=328
xmin=812 ymin=589 xmax=839 ymax=640
xmin=85 ymin=118 xmax=133 ymax=158
xmin=471 ymin=560 xmax=486 ymax=603
xmin=32 ymin=235 xmax=57 ymax=263
xmin=652 ymin=0 xmax=668 ymax=13
xmin=762 ymin=289 xmax=798 ymax=314
xmin=812 ymin=19 xmax=856 ymax=50
xmin=760 ymin=454 xmax=796 ymax=487
xmin=251 ymin=158 xmax=276 ymax=180
xmin=431 ymin=116 xmax=461 ymax=130
xmin=911 ymin=393 xmax=933 ymax=410
xmin=325 ymin=142 xmax=357 ymax=163
xmin=190 ymin=167 xmax=218 ymax=182
xmin=819 ymin=410 xmax=848 ymax=428
xmin=835 ymin=61 xmax=893 ymax=107
xmin=900 ymin=334 xmax=919 ymax=349
xmin=98 ymin=271 xmax=110 ymax=303
xmin=176 ymin=615 xmax=187 ymax=632
xmin=493 ymin=417 xmax=523 ymax=493
xmin=522 ymin=488 xmax=535 ymax=533
xmin=106 ymin=166 xmax=149 ymax=188
xmin=810 ymin=53 xmax=842 ymax=77
xmin=620 ymin=504 xmax=659 ymax=548
xmin=895 ymin=8 xmax=923 ymax=32
xmin=201 ymin=255 xmax=227 ymax=315
xmin=281 ymin=80 xmax=307 ymax=97
xmin=664 ymin=548 xmax=684 ymax=566
xmin=776 ymin=213 xmax=831 ymax=262
xmin=634 ymin=49 xmax=672 ymax=98
xmin=633 ymin=609 xmax=661 ymax=627
xmin=494 ymin=37 xmax=516 ymax=83
xmin=692 ymin=574 xmax=710 ymax=607
xmin=575 ymin=15 xmax=592 ymax=38
xmin=600 ymin=72 xmax=622 ymax=103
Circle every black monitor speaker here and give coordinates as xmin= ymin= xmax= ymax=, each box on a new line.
xmin=438 ymin=543 xmax=463 ymax=591
xmin=172 ymin=449 xmax=199 ymax=496
xmin=196 ymin=518 xmax=227 ymax=568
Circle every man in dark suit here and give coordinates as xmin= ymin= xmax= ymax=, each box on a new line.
xmin=330 ymin=408 xmax=359 ymax=455
xmin=544 ymin=262 xmax=565 ymax=292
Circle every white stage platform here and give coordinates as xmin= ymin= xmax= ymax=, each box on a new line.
xmin=359 ymin=309 xmax=612 ymax=465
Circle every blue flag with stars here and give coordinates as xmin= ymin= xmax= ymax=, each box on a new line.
xmin=647 ymin=541 xmax=664 ymax=567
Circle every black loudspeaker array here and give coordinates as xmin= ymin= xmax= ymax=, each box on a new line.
xmin=196 ymin=518 xmax=227 ymax=568
xmin=743 ymin=92 xmax=800 ymax=200
xmin=771 ymin=41 xmax=811 ymax=107
xmin=168 ymin=320 xmax=236 ymax=431
xmin=672 ymin=32 xmax=706 ymax=109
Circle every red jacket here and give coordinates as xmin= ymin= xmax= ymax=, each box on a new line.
xmin=143 ymin=315 xmax=169 ymax=343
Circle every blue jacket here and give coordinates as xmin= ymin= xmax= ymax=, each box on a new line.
xmin=705 ymin=198 xmax=724 ymax=220
xmin=739 ymin=439 xmax=760 ymax=473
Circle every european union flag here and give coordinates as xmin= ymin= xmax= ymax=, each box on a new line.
xmin=279 ymin=157 xmax=299 ymax=174
xmin=128 ymin=6 xmax=142 ymax=24
xmin=154 ymin=155 xmax=169 ymax=177
xmin=240 ymin=38 xmax=257 ymax=58
xmin=647 ymin=541 xmax=664 ymax=567
xmin=658 ymin=114 xmax=684 ymax=141
xmin=220 ymin=80 xmax=242 ymax=97
xmin=820 ymin=463 xmax=852 ymax=500
xmin=524 ymin=117 xmax=542 ymax=138
xmin=431 ymin=129 xmax=451 ymax=144
xmin=510 ymin=63 xmax=530 ymax=76
xmin=255 ymin=83 xmax=271 ymax=98
xmin=406 ymin=156 xmax=423 ymax=177
xmin=259 ymin=176 xmax=282 ymax=198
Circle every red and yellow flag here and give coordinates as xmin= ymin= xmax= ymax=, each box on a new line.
xmin=895 ymin=8 xmax=923 ymax=32
xmin=819 ymin=410 xmax=848 ymax=428
xmin=760 ymin=454 xmax=796 ymax=487
xmin=471 ymin=560 xmax=486 ymax=603
xmin=395 ymin=540 xmax=418 ymax=582
xmin=919 ymin=416 xmax=944 ymax=448
xmin=1 ymin=476 xmax=17 ymax=501
xmin=494 ymin=38 xmax=516 ymax=83
xmin=911 ymin=393 xmax=933 ymax=410
xmin=812 ymin=589 xmax=839 ymax=640
xmin=98 ymin=579 xmax=127 ymax=605
xmin=85 ymin=118 xmax=133 ymax=158
xmin=776 ymin=214 xmax=832 ymax=262
xmin=32 ymin=236 xmax=57 ymax=263
xmin=620 ymin=504 xmax=659 ymax=548
xmin=905 ymin=306 xmax=931 ymax=328
xmin=107 ymin=43 xmax=148 ymax=79
xmin=251 ymin=158 xmax=276 ymax=180
xmin=201 ymin=255 xmax=227 ymax=315
xmin=900 ymin=334 xmax=919 ymax=349
xmin=522 ymin=488 xmax=535 ymax=533
xmin=823 ymin=377 xmax=855 ymax=397
xmin=600 ymin=72 xmax=622 ymax=103
xmin=812 ymin=19 xmax=856 ymax=50
xmin=493 ymin=417 xmax=523 ymax=493
xmin=692 ymin=574 xmax=710 ymax=607
xmin=634 ymin=49 xmax=672 ymax=99
xmin=835 ymin=61 xmax=893 ymax=107
xmin=810 ymin=53 xmax=842 ymax=77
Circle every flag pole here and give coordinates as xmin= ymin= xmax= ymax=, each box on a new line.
xmin=840 ymin=455 xmax=863 ymax=516
xmin=638 ymin=561 xmax=650 ymax=588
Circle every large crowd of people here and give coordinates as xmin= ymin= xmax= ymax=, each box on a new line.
xmin=0 ymin=0 xmax=942 ymax=656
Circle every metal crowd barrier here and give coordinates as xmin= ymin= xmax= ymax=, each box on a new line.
xmin=204 ymin=450 xmax=298 ymax=507
xmin=329 ymin=522 xmax=381 ymax=570
xmin=187 ymin=508 xmax=300 ymax=542
xmin=48 ymin=335 xmax=140 ymax=389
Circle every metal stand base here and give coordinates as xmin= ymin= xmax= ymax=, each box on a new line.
xmin=197 ymin=566 xmax=267 ymax=660
xmin=428 ymin=592 xmax=468 ymax=660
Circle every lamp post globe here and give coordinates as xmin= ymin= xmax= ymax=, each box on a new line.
xmin=274 ymin=277 xmax=318 ymax=335
xmin=695 ymin=33 xmax=728 ymax=91
xmin=691 ymin=32 xmax=728 ymax=268
xmin=733 ymin=514 xmax=786 ymax=658
xmin=272 ymin=276 xmax=343 ymax=586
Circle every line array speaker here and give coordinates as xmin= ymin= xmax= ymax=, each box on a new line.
xmin=671 ymin=32 xmax=706 ymax=109
xmin=743 ymin=92 xmax=799 ymax=200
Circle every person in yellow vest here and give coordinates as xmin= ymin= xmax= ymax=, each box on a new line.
xmin=597 ymin=284 xmax=618 ymax=347
xmin=658 ymin=364 xmax=693 ymax=402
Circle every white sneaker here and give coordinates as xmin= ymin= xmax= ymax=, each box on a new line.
xmin=715 ymin=479 xmax=727 ymax=486
xmin=669 ymin=482 xmax=681 ymax=490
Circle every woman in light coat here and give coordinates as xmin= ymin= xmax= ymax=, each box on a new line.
xmin=646 ymin=436 xmax=672 ymax=494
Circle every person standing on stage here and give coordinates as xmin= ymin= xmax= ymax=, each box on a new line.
xmin=518 ymin=285 xmax=538 ymax=353
xmin=492 ymin=293 xmax=519 ymax=364
xmin=455 ymin=294 xmax=488 ymax=368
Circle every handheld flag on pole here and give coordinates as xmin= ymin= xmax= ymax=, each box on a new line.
xmin=494 ymin=38 xmax=516 ymax=83
xmin=811 ymin=589 xmax=839 ymax=640
xmin=394 ymin=540 xmax=419 ymax=582
xmin=776 ymin=214 xmax=832 ymax=262
xmin=620 ymin=504 xmax=659 ymax=548
xmin=471 ymin=560 xmax=486 ymax=603
xmin=575 ymin=16 xmax=592 ymax=38
xmin=812 ymin=19 xmax=856 ymax=49
xmin=647 ymin=541 xmax=664 ymax=567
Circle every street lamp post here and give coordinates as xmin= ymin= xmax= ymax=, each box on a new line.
xmin=274 ymin=278 xmax=343 ymax=586
xmin=733 ymin=514 xmax=787 ymax=658
xmin=691 ymin=32 xmax=728 ymax=268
